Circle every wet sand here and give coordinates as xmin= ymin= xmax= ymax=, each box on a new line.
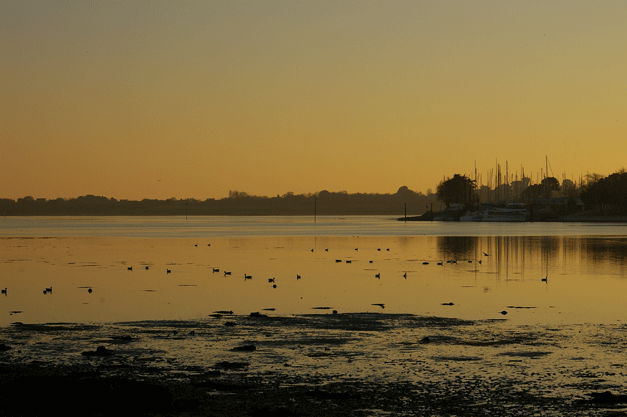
xmin=1 ymin=313 xmax=625 ymax=416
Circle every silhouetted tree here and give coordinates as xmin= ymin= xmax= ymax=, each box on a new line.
xmin=436 ymin=174 xmax=476 ymax=208
xmin=580 ymin=170 xmax=627 ymax=212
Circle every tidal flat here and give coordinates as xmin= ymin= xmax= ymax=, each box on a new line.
xmin=0 ymin=218 xmax=625 ymax=416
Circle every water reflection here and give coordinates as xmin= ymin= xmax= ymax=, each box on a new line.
xmin=0 ymin=235 xmax=624 ymax=326
xmin=437 ymin=235 xmax=626 ymax=278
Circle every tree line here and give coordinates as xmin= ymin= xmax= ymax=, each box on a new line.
xmin=0 ymin=186 xmax=439 ymax=216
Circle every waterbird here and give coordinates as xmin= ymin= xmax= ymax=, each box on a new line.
xmin=403 ymin=272 xmax=407 ymax=279
xmin=272 ymin=284 xmax=277 ymax=289
xmin=369 ymin=260 xmax=373 ymax=263
xmin=500 ymin=310 xmax=508 ymax=315
xmin=310 ymin=249 xmax=314 ymax=252
xmin=212 ymin=268 xmax=220 ymax=273
xmin=324 ymin=248 xmax=328 ymax=252
xmin=478 ymin=260 xmax=482 ymax=264
xmin=224 ymin=271 xmax=232 ymax=276
xmin=43 ymin=287 xmax=53 ymax=294
xmin=268 ymin=278 xmax=276 ymax=283
xmin=1 ymin=288 xmax=6 ymax=295
xmin=541 ymin=276 xmax=548 ymax=283
xmin=441 ymin=302 xmax=454 ymax=306
xmin=377 ymin=248 xmax=381 ymax=251
xmin=166 ymin=269 xmax=172 ymax=274
xmin=345 ymin=260 xmax=352 ymax=264
xmin=437 ymin=262 xmax=443 ymax=266
xmin=296 ymin=274 xmax=301 ymax=280
xmin=386 ymin=248 xmax=390 ymax=251
xmin=371 ymin=303 xmax=385 ymax=309
xmin=422 ymin=261 xmax=429 ymax=265
xmin=194 ymin=244 xmax=198 ymax=247
xmin=87 ymin=288 xmax=93 ymax=294
xmin=335 ymin=259 xmax=342 ymax=263
xmin=127 ymin=266 xmax=133 ymax=271
xmin=354 ymin=248 xmax=359 ymax=251
xmin=374 ymin=273 xmax=381 ymax=279
xmin=483 ymin=252 xmax=490 ymax=256
xmin=244 ymin=274 xmax=252 ymax=280
xmin=145 ymin=266 xmax=149 ymax=270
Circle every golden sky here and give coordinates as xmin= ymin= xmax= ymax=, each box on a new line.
xmin=1 ymin=1 xmax=626 ymax=199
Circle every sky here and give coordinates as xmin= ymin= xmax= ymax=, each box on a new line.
xmin=1 ymin=0 xmax=626 ymax=199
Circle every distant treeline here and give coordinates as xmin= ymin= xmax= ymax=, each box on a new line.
xmin=0 ymin=186 xmax=439 ymax=216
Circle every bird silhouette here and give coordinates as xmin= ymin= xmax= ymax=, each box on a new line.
xmin=345 ymin=260 xmax=352 ymax=264
xmin=87 ymin=288 xmax=93 ymax=294
xmin=244 ymin=274 xmax=252 ymax=280
xmin=483 ymin=252 xmax=490 ymax=256
xmin=268 ymin=278 xmax=276 ymax=283
xmin=1 ymin=288 xmax=7 ymax=295
xmin=296 ymin=274 xmax=301 ymax=280
xmin=127 ymin=266 xmax=133 ymax=271
xmin=223 ymin=271 xmax=232 ymax=276
xmin=166 ymin=269 xmax=172 ymax=274
xmin=374 ymin=273 xmax=381 ymax=279
xmin=371 ymin=303 xmax=385 ymax=309
xmin=145 ymin=266 xmax=150 ymax=270
xmin=403 ymin=272 xmax=407 ymax=279
xmin=541 ymin=276 xmax=548 ymax=283
xmin=212 ymin=268 xmax=220 ymax=273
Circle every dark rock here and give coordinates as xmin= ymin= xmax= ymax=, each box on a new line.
xmin=215 ymin=361 xmax=249 ymax=370
xmin=81 ymin=346 xmax=113 ymax=357
xmin=231 ymin=344 xmax=256 ymax=352
xmin=588 ymin=391 xmax=627 ymax=404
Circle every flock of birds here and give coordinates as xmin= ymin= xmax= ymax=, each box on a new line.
xmin=0 ymin=244 xmax=549 ymax=317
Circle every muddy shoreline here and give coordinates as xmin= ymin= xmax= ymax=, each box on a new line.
xmin=1 ymin=313 xmax=625 ymax=416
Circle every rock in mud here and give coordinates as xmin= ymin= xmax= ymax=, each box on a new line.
xmin=81 ymin=346 xmax=114 ymax=357
xmin=231 ymin=344 xmax=256 ymax=352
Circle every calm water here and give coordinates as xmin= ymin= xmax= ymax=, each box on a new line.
xmin=0 ymin=217 xmax=625 ymax=326
xmin=1 ymin=215 xmax=627 ymax=237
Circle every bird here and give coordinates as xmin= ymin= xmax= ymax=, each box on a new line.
xmin=369 ymin=260 xmax=374 ymax=263
xmin=127 ymin=266 xmax=133 ymax=271
xmin=374 ymin=273 xmax=381 ymax=279
xmin=324 ymin=248 xmax=328 ymax=252
xmin=272 ymin=284 xmax=277 ymax=289
xmin=377 ymin=248 xmax=381 ymax=251
xmin=43 ymin=287 xmax=53 ymax=294
xmin=145 ymin=266 xmax=149 ymax=270
xmin=267 ymin=278 xmax=276 ymax=283
xmin=345 ymin=260 xmax=352 ymax=264
xmin=478 ymin=260 xmax=482 ymax=264
xmin=166 ymin=269 xmax=172 ymax=274
xmin=194 ymin=244 xmax=198 ymax=247
xmin=87 ymin=288 xmax=93 ymax=294
xmin=1 ymin=288 xmax=7 ymax=295
xmin=296 ymin=274 xmax=301 ymax=280
xmin=403 ymin=272 xmax=407 ymax=279
xmin=310 ymin=249 xmax=314 ymax=252
xmin=437 ymin=262 xmax=443 ymax=266
xmin=223 ymin=271 xmax=232 ymax=276
xmin=483 ymin=252 xmax=490 ymax=256
xmin=541 ymin=276 xmax=548 ymax=282
xmin=212 ymin=268 xmax=220 ymax=273
xmin=244 ymin=274 xmax=252 ymax=280
xmin=372 ymin=303 xmax=385 ymax=309
xmin=422 ymin=261 xmax=429 ymax=265
xmin=500 ymin=310 xmax=508 ymax=315
xmin=354 ymin=248 xmax=359 ymax=251
xmin=335 ymin=259 xmax=342 ymax=263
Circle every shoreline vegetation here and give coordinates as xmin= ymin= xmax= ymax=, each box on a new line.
xmin=1 ymin=170 xmax=625 ymax=221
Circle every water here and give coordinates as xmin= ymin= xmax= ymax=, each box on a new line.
xmin=0 ymin=216 xmax=624 ymax=326
xmin=1 ymin=215 xmax=626 ymax=237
